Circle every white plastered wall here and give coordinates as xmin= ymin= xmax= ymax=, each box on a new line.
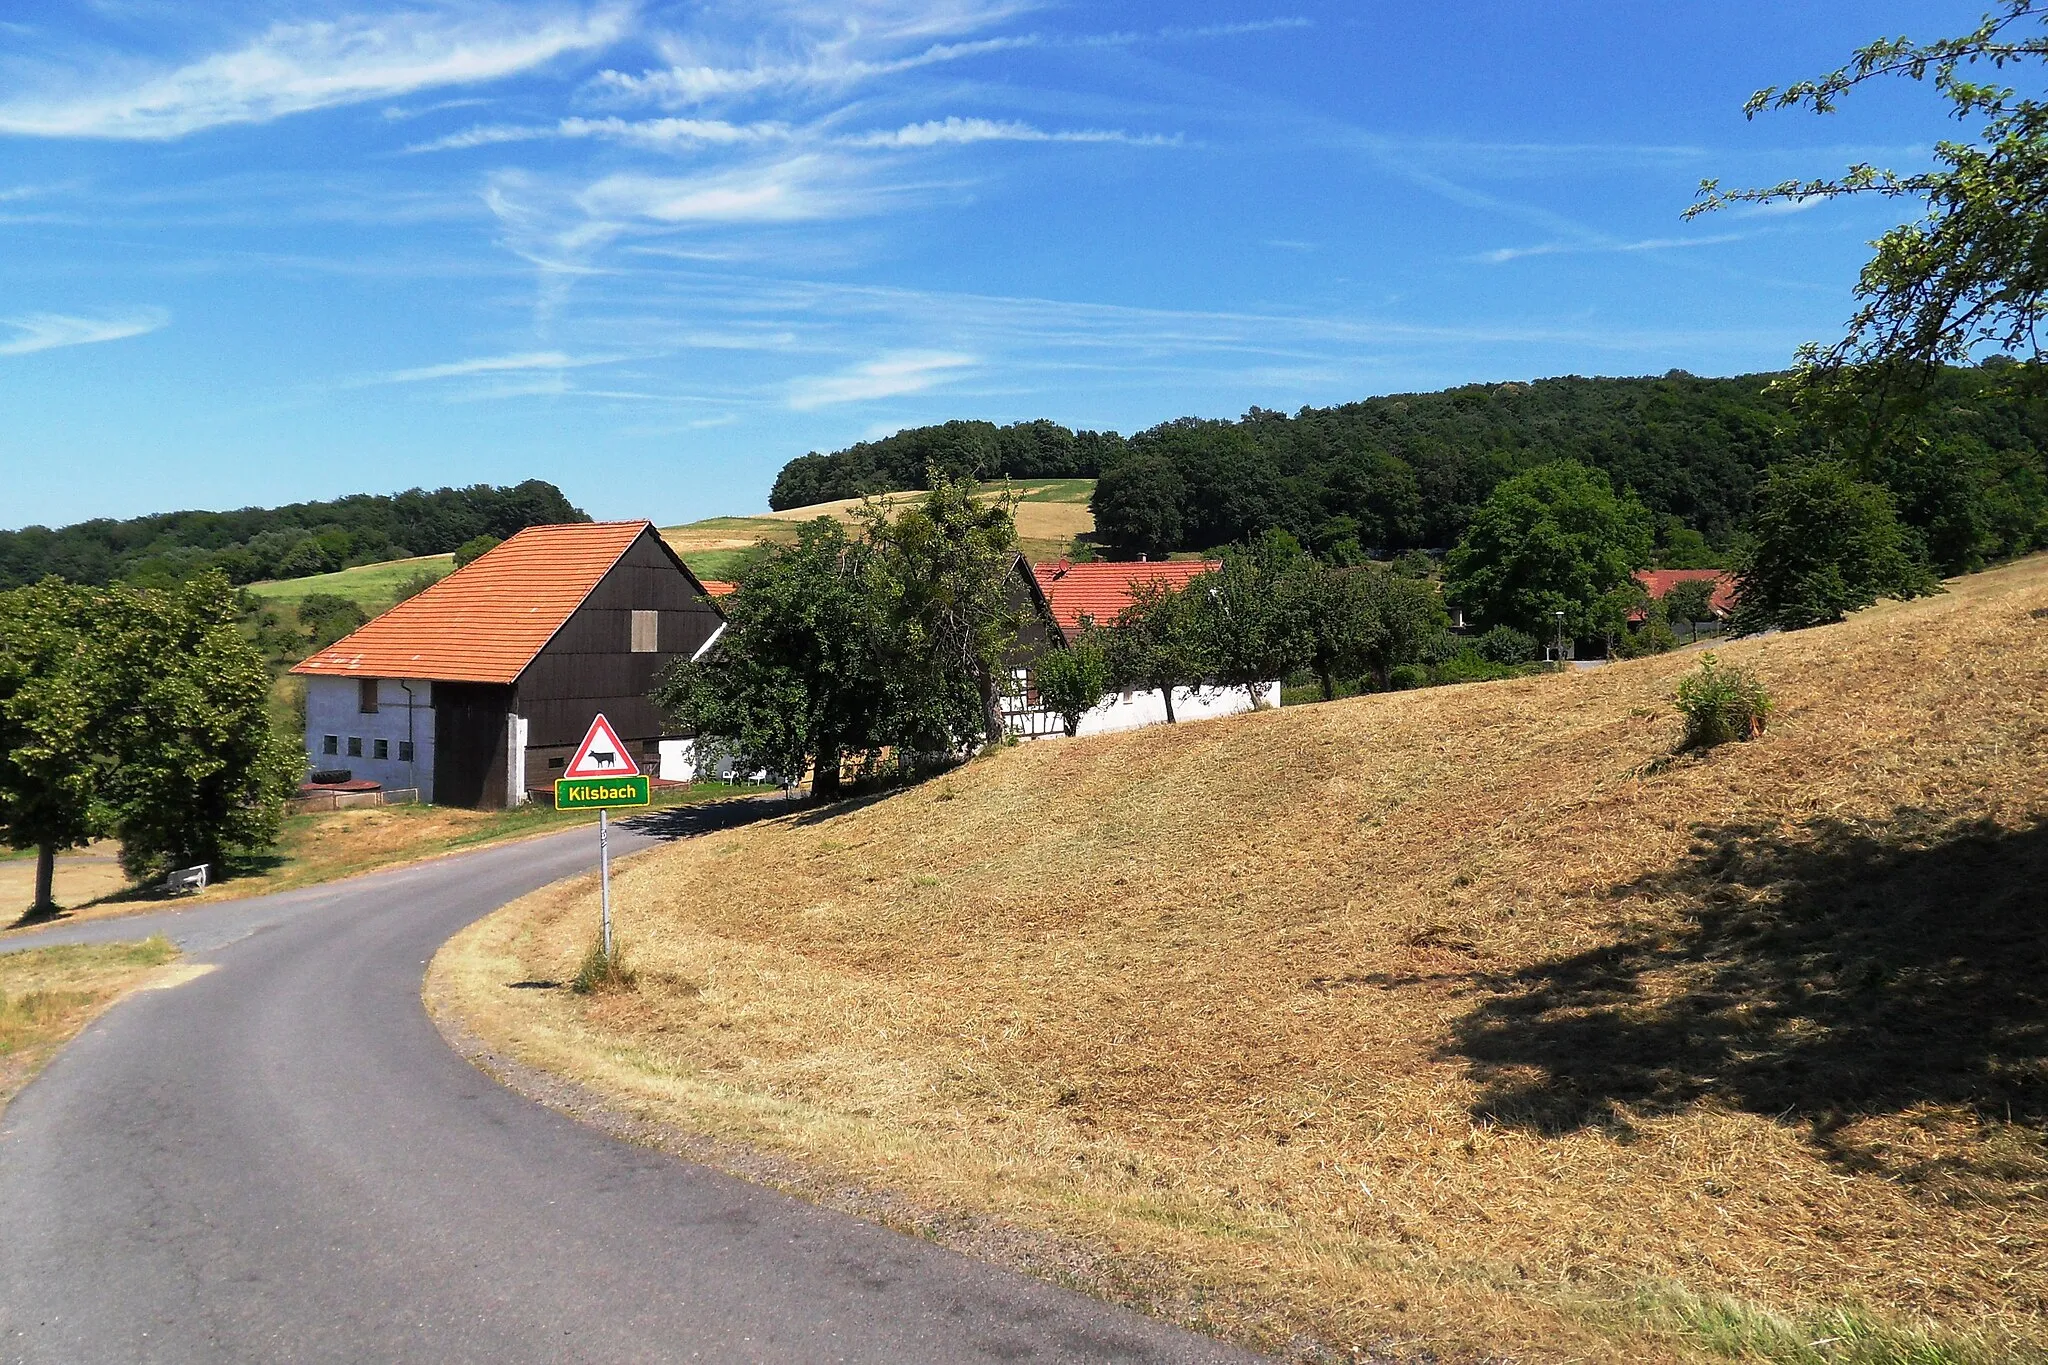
xmin=303 ymin=676 xmax=437 ymax=801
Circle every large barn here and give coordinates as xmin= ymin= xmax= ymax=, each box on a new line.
xmin=291 ymin=521 xmax=723 ymax=808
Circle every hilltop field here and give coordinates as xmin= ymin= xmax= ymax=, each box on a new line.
xmin=434 ymin=554 xmax=2048 ymax=1363
xmin=659 ymin=479 xmax=1095 ymax=578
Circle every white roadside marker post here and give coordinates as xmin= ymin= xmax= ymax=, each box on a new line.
xmin=600 ymin=806 xmax=613 ymax=959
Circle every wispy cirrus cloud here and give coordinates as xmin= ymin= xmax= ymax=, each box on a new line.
xmin=416 ymin=112 xmax=1170 ymax=154
xmin=0 ymin=5 xmax=631 ymax=140
xmin=843 ymin=116 xmax=1175 ymax=148
xmin=787 ymin=350 xmax=977 ymax=409
xmin=0 ymin=308 xmax=167 ymax=356
xmin=380 ymin=349 xmax=617 ymax=383
xmin=1478 ymin=232 xmax=1749 ymax=264
xmin=409 ymin=114 xmax=789 ymax=154
xmin=592 ymin=34 xmax=1036 ymax=108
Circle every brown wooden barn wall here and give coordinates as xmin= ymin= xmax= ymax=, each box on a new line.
xmin=511 ymin=528 xmax=722 ymax=798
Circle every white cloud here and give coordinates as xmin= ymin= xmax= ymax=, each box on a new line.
xmin=0 ymin=308 xmax=167 ymax=356
xmin=842 ymin=116 xmax=1173 ymax=148
xmin=0 ymin=5 xmax=631 ymax=140
xmin=382 ymin=350 xmax=614 ymax=382
xmin=410 ymin=114 xmax=788 ymax=153
xmin=593 ymin=34 xmax=1034 ymax=108
xmin=787 ymin=350 xmax=976 ymax=408
xmin=576 ymin=156 xmax=858 ymax=225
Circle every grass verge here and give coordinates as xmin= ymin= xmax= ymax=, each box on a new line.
xmin=446 ymin=554 xmax=2046 ymax=1362
xmin=1 ymin=938 xmax=179 ymax=1111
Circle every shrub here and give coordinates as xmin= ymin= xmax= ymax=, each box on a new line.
xmin=393 ymin=568 xmax=445 ymax=603
xmin=1430 ymin=650 xmax=1525 ymax=685
xmin=453 ymin=534 xmax=502 ymax=569
xmin=1613 ymin=618 xmax=1679 ymax=659
xmin=1387 ymin=663 xmax=1429 ymax=690
xmin=1476 ymin=625 xmax=1539 ymax=665
xmin=1675 ymin=653 xmax=1772 ymax=750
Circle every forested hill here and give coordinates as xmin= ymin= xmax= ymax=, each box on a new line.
xmin=0 ymin=480 xmax=587 ymax=591
xmin=769 ymin=367 xmax=2048 ymax=572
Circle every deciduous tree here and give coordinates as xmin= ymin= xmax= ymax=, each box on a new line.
xmin=93 ymin=573 xmax=305 ymax=880
xmin=1731 ymin=460 xmax=1937 ymax=632
xmin=0 ymin=582 xmax=111 ymax=916
xmin=1445 ymin=461 xmax=1654 ymax=639
xmin=1033 ymin=629 xmax=1111 ymax=737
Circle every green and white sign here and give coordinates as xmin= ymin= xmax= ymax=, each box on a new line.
xmin=554 ymin=775 xmax=650 ymax=809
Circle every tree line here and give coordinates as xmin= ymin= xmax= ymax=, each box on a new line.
xmin=0 ymin=480 xmax=586 ymax=591
xmin=763 ymin=367 xmax=2048 ymax=579
xmin=0 ymin=574 xmax=303 ymax=915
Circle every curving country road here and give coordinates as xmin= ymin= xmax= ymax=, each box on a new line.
xmin=0 ymin=805 xmax=1256 ymax=1364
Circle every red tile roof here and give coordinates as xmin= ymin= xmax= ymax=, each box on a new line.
xmin=1030 ymin=559 xmax=1219 ymax=632
xmin=698 ymin=579 xmax=737 ymax=598
xmin=1632 ymin=568 xmax=1737 ymax=619
xmin=292 ymin=522 xmax=653 ymax=684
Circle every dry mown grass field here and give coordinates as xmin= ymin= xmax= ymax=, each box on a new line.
xmin=435 ymin=554 xmax=2048 ymax=1363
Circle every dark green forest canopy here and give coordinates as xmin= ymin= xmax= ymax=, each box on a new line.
xmin=769 ymin=367 xmax=2048 ymax=570
xmin=0 ymin=480 xmax=588 ymax=590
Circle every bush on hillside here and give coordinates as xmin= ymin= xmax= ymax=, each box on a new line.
xmin=393 ymin=568 xmax=445 ymax=603
xmin=1675 ymin=653 xmax=1773 ymax=750
xmin=297 ymin=593 xmax=367 ymax=648
xmin=1476 ymin=625 xmax=1539 ymax=666
xmin=453 ymin=534 xmax=502 ymax=568
xmin=1387 ymin=664 xmax=1429 ymax=690
xmin=1429 ymin=650 xmax=1528 ymax=685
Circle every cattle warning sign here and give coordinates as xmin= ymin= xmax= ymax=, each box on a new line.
xmin=556 ymin=713 xmax=649 ymax=811
xmin=563 ymin=713 xmax=639 ymax=779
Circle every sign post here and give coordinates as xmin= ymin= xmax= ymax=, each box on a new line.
xmin=554 ymin=714 xmax=650 ymax=959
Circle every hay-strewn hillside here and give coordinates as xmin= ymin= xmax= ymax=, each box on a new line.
xmin=435 ymin=555 xmax=2048 ymax=1363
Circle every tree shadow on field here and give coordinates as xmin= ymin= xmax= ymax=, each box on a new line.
xmin=1451 ymin=809 xmax=2048 ymax=1172
xmin=619 ymin=793 xmax=798 ymax=842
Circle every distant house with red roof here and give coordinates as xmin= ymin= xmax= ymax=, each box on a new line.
xmin=292 ymin=522 xmax=724 ymax=808
xmin=1630 ymin=568 xmax=1737 ymax=622
xmin=999 ymin=557 xmax=1280 ymax=738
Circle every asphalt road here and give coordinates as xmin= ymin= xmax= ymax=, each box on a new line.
xmin=0 ymin=805 xmax=1257 ymax=1363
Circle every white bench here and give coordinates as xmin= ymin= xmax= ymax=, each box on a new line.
xmin=164 ymin=864 xmax=209 ymax=894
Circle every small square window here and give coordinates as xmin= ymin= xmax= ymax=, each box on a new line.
xmin=374 ymin=739 xmax=389 ymax=760
xmin=347 ymin=737 xmax=362 ymax=758
xmin=630 ymin=610 xmax=658 ymax=653
xmin=358 ymin=679 xmax=379 ymax=714
xmin=322 ymin=735 xmax=339 ymax=756
xmin=398 ymin=741 xmax=413 ymax=762
xmin=547 ymin=756 xmax=566 ymax=769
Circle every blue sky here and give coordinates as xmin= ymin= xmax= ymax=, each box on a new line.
xmin=0 ymin=1 xmax=1989 ymax=529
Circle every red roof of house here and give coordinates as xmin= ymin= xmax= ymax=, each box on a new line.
xmin=698 ymin=579 xmax=737 ymax=598
xmin=1632 ymin=568 xmax=1737 ymax=619
xmin=292 ymin=522 xmax=655 ymax=684
xmin=1030 ymin=559 xmax=1218 ymax=631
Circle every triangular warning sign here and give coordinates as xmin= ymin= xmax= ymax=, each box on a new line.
xmin=563 ymin=713 xmax=640 ymax=779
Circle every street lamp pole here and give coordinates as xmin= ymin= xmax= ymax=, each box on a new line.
xmin=1554 ymin=610 xmax=1567 ymax=665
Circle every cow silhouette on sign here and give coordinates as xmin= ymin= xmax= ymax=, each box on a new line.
xmin=590 ymin=750 xmax=618 ymax=768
